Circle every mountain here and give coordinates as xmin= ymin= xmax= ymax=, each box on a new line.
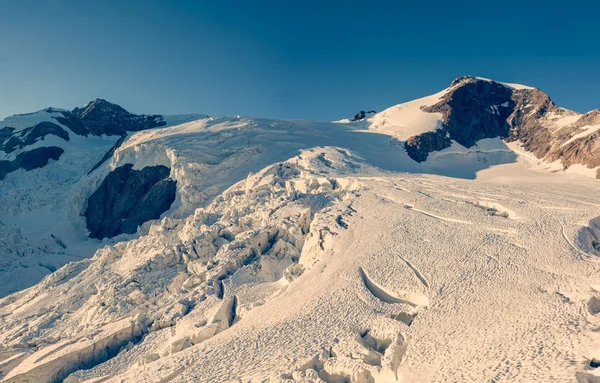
xmin=0 ymin=77 xmax=599 ymax=382
xmin=71 ymin=99 xmax=166 ymax=136
xmin=0 ymin=102 xmax=205 ymax=296
xmin=364 ymin=76 xmax=600 ymax=175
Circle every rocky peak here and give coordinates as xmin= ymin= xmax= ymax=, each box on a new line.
xmin=509 ymin=88 xmax=558 ymax=122
xmin=404 ymin=77 xmax=563 ymax=162
xmin=424 ymin=78 xmax=515 ymax=148
xmin=73 ymin=98 xmax=126 ymax=119
xmin=574 ymin=109 xmax=600 ymax=126
xmin=449 ymin=75 xmax=478 ymax=88
xmin=402 ymin=76 xmax=600 ymax=178
xmin=72 ymin=99 xmax=166 ymax=136
xmin=350 ymin=110 xmax=377 ymax=122
xmin=404 ymin=77 xmax=517 ymax=162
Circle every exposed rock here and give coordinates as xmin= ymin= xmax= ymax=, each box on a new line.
xmin=53 ymin=111 xmax=90 ymax=136
xmin=350 ymin=110 xmax=377 ymax=122
xmin=405 ymin=77 xmax=514 ymax=162
xmin=506 ymin=90 xmax=600 ymax=175
xmin=505 ymin=88 xmax=561 ymax=158
xmin=1 ymin=122 xmax=69 ymax=153
xmin=424 ymin=78 xmax=514 ymax=148
xmin=72 ymin=99 xmax=166 ymax=136
xmin=0 ymin=146 xmax=64 ymax=180
xmin=449 ymin=75 xmax=477 ymax=88
xmin=403 ymin=76 xmax=600 ymax=172
xmin=84 ymin=164 xmax=176 ymax=239
xmin=404 ymin=131 xmax=451 ymax=162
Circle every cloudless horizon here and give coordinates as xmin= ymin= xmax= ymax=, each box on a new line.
xmin=1 ymin=0 xmax=599 ymax=121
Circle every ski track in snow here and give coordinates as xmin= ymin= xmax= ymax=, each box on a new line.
xmin=403 ymin=203 xmax=474 ymax=225
xmin=396 ymin=254 xmax=429 ymax=289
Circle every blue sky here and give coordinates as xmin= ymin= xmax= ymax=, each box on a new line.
xmin=1 ymin=0 xmax=598 ymax=120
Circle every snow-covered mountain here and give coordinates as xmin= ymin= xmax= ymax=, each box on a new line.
xmin=0 ymin=100 xmax=205 ymax=297
xmin=1 ymin=77 xmax=600 ymax=383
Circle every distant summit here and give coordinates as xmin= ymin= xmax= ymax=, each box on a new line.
xmin=72 ymin=98 xmax=166 ymax=136
xmin=350 ymin=110 xmax=377 ymax=122
xmin=401 ymin=76 xmax=600 ymax=175
xmin=0 ymin=99 xmax=169 ymax=180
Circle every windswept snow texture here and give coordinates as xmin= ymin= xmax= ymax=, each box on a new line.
xmin=1 ymin=145 xmax=600 ymax=382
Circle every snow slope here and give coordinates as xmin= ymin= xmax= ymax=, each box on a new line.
xmin=2 ymin=77 xmax=600 ymax=382
xmin=1 ymin=146 xmax=599 ymax=382
xmin=0 ymin=109 xmax=122 ymax=296
xmin=339 ymin=89 xmax=448 ymax=140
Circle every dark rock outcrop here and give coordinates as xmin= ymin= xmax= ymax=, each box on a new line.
xmin=405 ymin=77 xmax=515 ymax=162
xmin=73 ymin=99 xmax=165 ymax=136
xmin=404 ymin=131 xmax=452 ymax=162
xmin=1 ymin=122 xmax=70 ymax=153
xmin=350 ymin=110 xmax=377 ymax=122
xmin=84 ymin=164 xmax=176 ymax=239
xmin=0 ymin=146 xmax=64 ymax=180
xmin=53 ymin=111 xmax=90 ymax=136
xmin=424 ymin=79 xmax=515 ymax=147
xmin=404 ymin=77 xmax=600 ymax=175
xmin=0 ymin=127 xmax=14 ymax=142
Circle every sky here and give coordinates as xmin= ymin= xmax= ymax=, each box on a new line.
xmin=1 ymin=0 xmax=599 ymax=121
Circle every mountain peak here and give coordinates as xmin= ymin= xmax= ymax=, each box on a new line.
xmin=449 ymin=75 xmax=478 ymax=87
xmin=449 ymin=75 xmax=536 ymax=92
xmin=72 ymin=99 xmax=165 ymax=136
xmin=74 ymin=98 xmax=128 ymax=119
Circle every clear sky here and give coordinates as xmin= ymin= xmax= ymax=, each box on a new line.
xmin=1 ymin=0 xmax=599 ymax=121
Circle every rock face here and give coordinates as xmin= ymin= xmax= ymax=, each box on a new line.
xmin=52 ymin=110 xmax=90 ymax=136
xmin=72 ymin=99 xmax=166 ymax=136
xmin=424 ymin=77 xmax=515 ymax=147
xmin=505 ymin=88 xmax=559 ymax=158
xmin=350 ymin=110 xmax=377 ymax=122
xmin=404 ymin=131 xmax=451 ymax=162
xmin=507 ymin=99 xmax=600 ymax=175
xmin=84 ymin=164 xmax=177 ymax=239
xmin=404 ymin=76 xmax=600 ymax=175
xmin=405 ymin=76 xmax=515 ymax=162
xmin=0 ymin=146 xmax=64 ymax=180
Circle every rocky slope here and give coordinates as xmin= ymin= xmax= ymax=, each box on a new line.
xmin=85 ymin=164 xmax=177 ymax=239
xmin=397 ymin=76 xmax=600 ymax=177
xmin=72 ymin=98 xmax=166 ymax=136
